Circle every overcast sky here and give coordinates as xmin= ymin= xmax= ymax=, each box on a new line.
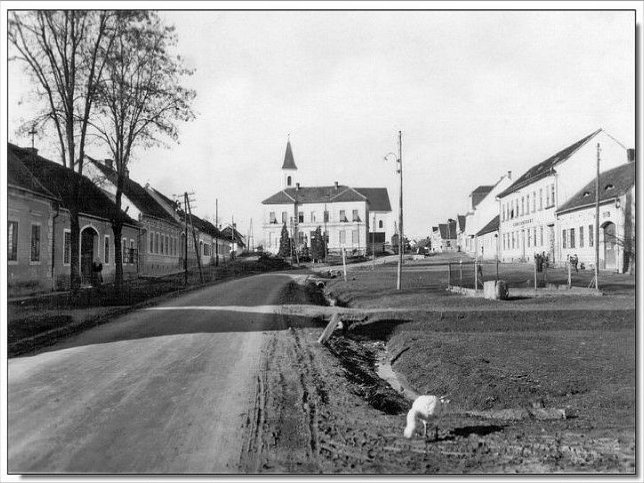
xmin=7 ymin=9 xmax=635 ymax=243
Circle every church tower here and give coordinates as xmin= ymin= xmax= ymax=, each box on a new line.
xmin=281 ymin=136 xmax=298 ymax=189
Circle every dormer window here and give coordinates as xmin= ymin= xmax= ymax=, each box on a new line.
xmin=583 ymin=191 xmax=590 ymax=197
xmin=604 ymin=184 xmax=614 ymax=191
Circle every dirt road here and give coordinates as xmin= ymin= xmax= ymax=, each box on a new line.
xmin=8 ymin=273 xmax=317 ymax=474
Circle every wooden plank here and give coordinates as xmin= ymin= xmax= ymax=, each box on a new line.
xmin=317 ymin=313 xmax=341 ymax=345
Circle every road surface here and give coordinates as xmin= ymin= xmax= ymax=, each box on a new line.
xmin=8 ymin=273 xmax=311 ymax=474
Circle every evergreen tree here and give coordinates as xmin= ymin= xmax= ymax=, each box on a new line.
xmin=311 ymin=226 xmax=325 ymax=261
xmin=278 ymin=223 xmax=291 ymax=258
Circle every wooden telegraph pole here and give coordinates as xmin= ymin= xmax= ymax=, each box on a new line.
xmin=397 ymin=131 xmax=403 ymax=291
xmin=594 ymin=143 xmax=600 ymax=290
xmin=185 ymin=192 xmax=204 ymax=284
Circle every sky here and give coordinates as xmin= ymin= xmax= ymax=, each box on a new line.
xmin=7 ymin=8 xmax=636 ymax=244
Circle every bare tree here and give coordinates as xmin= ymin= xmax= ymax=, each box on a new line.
xmin=90 ymin=11 xmax=196 ymax=292
xmin=9 ymin=10 xmax=116 ymax=292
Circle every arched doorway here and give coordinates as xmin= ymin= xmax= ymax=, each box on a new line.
xmin=603 ymin=222 xmax=617 ymax=270
xmin=80 ymin=226 xmax=99 ymax=285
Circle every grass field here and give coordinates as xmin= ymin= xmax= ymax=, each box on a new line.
xmin=323 ymin=260 xmax=636 ymax=472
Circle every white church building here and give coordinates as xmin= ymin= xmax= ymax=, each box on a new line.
xmin=261 ymin=139 xmax=392 ymax=256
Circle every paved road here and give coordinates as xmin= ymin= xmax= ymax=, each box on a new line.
xmin=8 ymin=273 xmax=307 ymax=474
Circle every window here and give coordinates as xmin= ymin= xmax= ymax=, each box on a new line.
xmin=8 ymin=221 xmax=18 ymax=262
xmin=562 ymin=229 xmax=567 ymax=249
xmin=64 ymin=230 xmax=72 ymax=265
xmin=281 ymin=212 xmax=287 ymax=224
xmin=352 ymin=230 xmax=359 ymax=244
xmin=526 ymin=195 xmax=529 ymax=214
xmin=539 ymin=188 xmax=543 ymax=210
xmin=340 ymin=210 xmax=347 ymax=222
xmin=130 ymin=239 xmax=135 ymax=264
xmin=379 ymin=220 xmax=383 ymax=229
xmin=200 ymin=241 xmax=204 ymax=255
xmin=588 ymin=225 xmax=594 ymax=247
xmin=323 ymin=211 xmax=329 ymax=223
xmin=546 ymin=188 xmax=550 ymax=207
xmin=149 ymin=232 xmax=154 ymax=252
xmin=521 ymin=197 xmax=524 ymax=216
xmin=579 ymin=226 xmax=584 ymax=248
xmin=352 ymin=209 xmax=360 ymax=222
xmin=298 ymin=211 xmax=304 ymax=223
xmin=339 ymin=230 xmax=346 ymax=245
xmin=104 ymin=235 xmax=110 ymax=264
xmin=298 ymin=232 xmax=305 ymax=244
xmin=268 ymin=232 xmax=273 ymax=247
xmin=533 ymin=227 xmax=537 ymax=246
xmin=540 ymin=226 xmax=544 ymax=246
xmin=122 ymin=237 xmax=127 ymax=262
xmin=155 ymin=233 xmax=159 ymax=254
xmin=287 ymin=175 xmax=292 ymax=186
xmin=165 ymin=235 xmax=169 ymax=255
xmin=569 ymin=228 xmax=575 ymax=249
xmin=551 ymin=184 xmax=555 ymax=206
xmin=310 ymin=212 xmax=316 ymax=223
xmin=30 ymin=224 xmax=41 ymax=262
xmin=269 ymin=212 xmax=276 ymax=224
xmin=527 ymin=229 xmax=531 ymax=248
xmin=532 ymin=191 xmax=536 ymax=212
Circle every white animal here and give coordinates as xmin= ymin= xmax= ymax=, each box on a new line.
xmin=403 ymin=395 xmax=451 ymax=440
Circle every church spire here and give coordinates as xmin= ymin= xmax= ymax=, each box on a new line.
xmin=282 ymin=135 xmax=297 ymax=170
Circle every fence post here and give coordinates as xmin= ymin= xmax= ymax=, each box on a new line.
xmin=496 ymin=258 xmax=499 ymax=282
xmin=474 ymin=259 xmax=478 ymax=293
xmin=447 ymin=263 xmax=451 ymax=287
xmin=459 ymin=260 xmax=463 ymax=286
xmin=534 ymin=257 xmax=538 ymax=290
xmin=568 ymin=260 xmax=572 ymax=289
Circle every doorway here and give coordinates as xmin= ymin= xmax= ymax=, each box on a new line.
xmin=80 ymin=227 xmax=98 ymax=285
xmin=603 ymin=222 xmax=617 ymax=270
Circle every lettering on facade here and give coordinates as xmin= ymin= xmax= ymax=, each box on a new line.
xmin=602 ymin=211 xmax=611 ymax=218
xmin=512 ymin=218 xmax=533 ymax=227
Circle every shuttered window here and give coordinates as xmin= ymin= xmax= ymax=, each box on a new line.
xmin=64 ymin=231 xmax=71 ymax=264
xmin=30 ymin=224 xmax=41 ymax=262
xmin=8 ymin=221 xmax=18 ymax=261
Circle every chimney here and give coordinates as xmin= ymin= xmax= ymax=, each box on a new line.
xmin=105 ymin=158 xmax=113 ymax=170
xmin=507 ymin=170 xmax=512 ymax=179
xmin=296 ymin=182 xmax=300 ymax=191
xmin=334 ymin=181 xmax=339 ymax=190
xmin=627 ymin=148 xmax=635 ymax=162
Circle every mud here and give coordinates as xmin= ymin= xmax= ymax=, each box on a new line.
xmin=239 ymin=321 xmax=635 ymax=474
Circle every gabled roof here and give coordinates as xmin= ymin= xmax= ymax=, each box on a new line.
xmin=88 ymin=157 xmax=180 ymax=224
xmin=354 ymin=188 xmax=392 ymax=212
xmin=221 ymin=226 xmax=246 ymax=247
xmin=476 ymin=215 xmax=500 ymax=237
xmin=8 ymin=148 xmax=57 ymax=199
xmin=457 ymin=215 xmax=466 ymax=232
xmin=471 ymin=185 xmax=494 ymax=195
xmin=557 ymin=162 xmax=635 ymax=214
xmin=498 ymin=129 xmax=601 ymax=198
xmin=9 ymin=144 xmax=135 ymax=225
xmin=262 ymin=185 xmax=391 ymax=211
xmin=438 ymin=220 xmax=457 ymax=240
xmin=282 ymin=140 xmax=297 ymax=170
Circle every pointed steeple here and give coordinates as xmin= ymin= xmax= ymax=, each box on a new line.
xmin=282 ymin=136 xmax=297 ymax=170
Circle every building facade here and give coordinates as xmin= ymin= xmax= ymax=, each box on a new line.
xmin=556 ymin=162 xmax=635 ymax=273
xmin=262 ymin=140 xmax=391 ymax=256
xmin=8 ymin=144 xmax=138 ymax=296
xmin=497 ymin=129 xmax=630 ymax=265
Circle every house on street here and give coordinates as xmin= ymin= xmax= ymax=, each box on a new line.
xmin=497 ymin=129 xmax=631 ymax=265
xmin=556 ymin=160 xmax=635 ymax=273
xmin=8 ymin=144 xmax=138 ymax=295
xmin=262 ymin=139 xmax=392 ymax=256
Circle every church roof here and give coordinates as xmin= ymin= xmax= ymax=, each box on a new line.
xmin=262 ymin=185 xmax=391 ymax=211
xmin=282 ymin=140 xmax=297 ymax=170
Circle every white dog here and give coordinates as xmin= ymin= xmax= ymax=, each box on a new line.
xmin=403 ymin=395 xmax=450 ymax=440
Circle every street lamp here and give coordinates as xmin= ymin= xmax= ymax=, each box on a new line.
xmin=384 ymin=130 xmax=403 ymax=291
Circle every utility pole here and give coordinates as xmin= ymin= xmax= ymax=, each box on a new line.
xmin=215 ymin=198 xmax=219 ymax=266
xmin=372 ymin=212 xmax=376 ymax=269
xmin=385 ymin=131 xmax=404 ymax=290
xmin=185 ymin=192 xmax=204 ymax=284
xmin=183 ymin=195 xmax=188 ymax=285
xmin=594 ymin=143 xmax=601 ymax=290
xmin=397 ymin=131 xmax=404 ymax=290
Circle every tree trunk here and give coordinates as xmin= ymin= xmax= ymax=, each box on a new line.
xmin=69 ymin=209 xmax=81 ymax=294
xmin=113 ymin=223 xmax=123 ymax=295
